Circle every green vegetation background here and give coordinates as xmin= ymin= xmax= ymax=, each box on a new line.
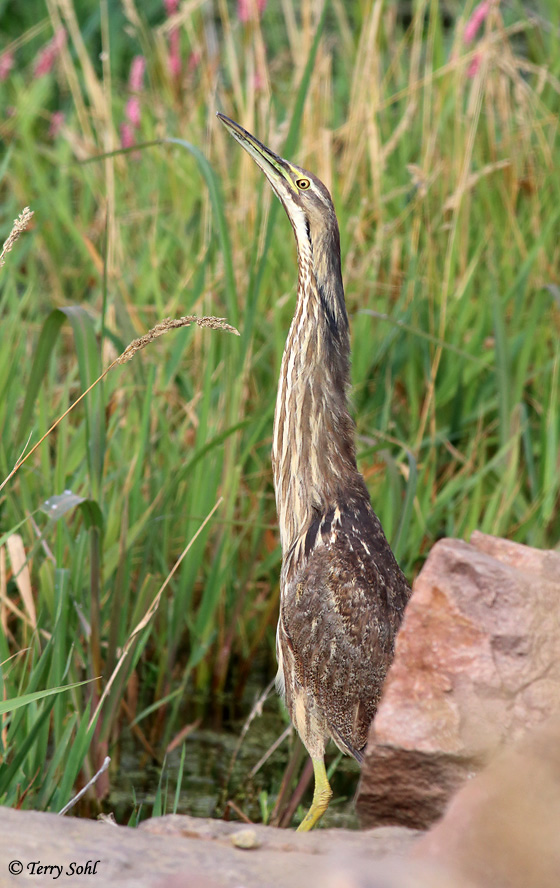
xmin=0 ymin=0 xmax=558 ymax=825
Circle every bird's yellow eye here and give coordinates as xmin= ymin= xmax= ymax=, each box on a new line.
xmin=296 ymin=178 xmax=311 ymax=190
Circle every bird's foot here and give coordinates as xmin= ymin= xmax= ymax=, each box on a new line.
xmin=296 ymin=757 xmax=333 ymax=832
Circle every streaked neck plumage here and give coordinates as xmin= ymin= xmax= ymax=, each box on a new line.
xmin=272 ymin=214 xmax=364 ymax=553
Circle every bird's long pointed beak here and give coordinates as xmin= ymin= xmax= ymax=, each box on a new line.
xmin=216 ymin=113 xmax=297 ymax=194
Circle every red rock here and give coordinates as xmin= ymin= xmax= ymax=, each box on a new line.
xmin=414 ymin=714 xmax=560 ymax=888
xmin=356 ymin=532 xmax=560 ymax=829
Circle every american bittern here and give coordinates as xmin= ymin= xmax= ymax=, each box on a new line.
xmin=218 ymin=114 xmax=410 ymax=831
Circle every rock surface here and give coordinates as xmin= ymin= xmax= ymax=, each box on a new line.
xmin=415 ymin=713 xmax=560 ymax=888
xmin=356 ymin=531 xmax=560 ymax=829
xmin=0 ymin=805 xmax=430 ymax=888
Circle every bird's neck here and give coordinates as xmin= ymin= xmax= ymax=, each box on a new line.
xmin=272 ymin=237 xmax=363 ymax=553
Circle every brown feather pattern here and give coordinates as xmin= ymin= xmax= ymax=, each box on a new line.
xmin=270 ymin=167 xmax=411 ymax=763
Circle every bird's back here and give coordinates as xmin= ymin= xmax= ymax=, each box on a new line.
xmin=278 ymin=486 xmax=410 ymax=760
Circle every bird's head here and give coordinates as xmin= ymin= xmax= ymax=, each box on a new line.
xmin=217 ymin=113 xmax=340 ymax=262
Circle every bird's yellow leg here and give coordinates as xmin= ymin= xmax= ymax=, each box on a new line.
xmin=296 ymin=757 xmax=333 ymax=832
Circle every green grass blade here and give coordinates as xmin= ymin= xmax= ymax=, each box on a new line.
xmin=59 ymin=306 xmax=105 ymax=501
xmin=15 ymin=309 xmax=66 ymax=446
xmin=0 ymin=680 xmax=94 ymax=716
xmin=392 ymin=450 xmax=418 ymax=563
xmin=165 ymin=137 xmax=238 ymax=327
xmin=173 ymin=743 xmax=187 ymax=815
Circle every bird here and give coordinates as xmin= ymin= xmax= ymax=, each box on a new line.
xmin=217 ymin=113 xmax=411 ymax=831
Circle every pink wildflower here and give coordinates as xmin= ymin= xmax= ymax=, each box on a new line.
xmin=120 ymin=122 xmax=135 ymax=150
xmin=467 ymin=54 xmax=482 ymax=78
xmin=126 ymin=96 xmax=141 ymax=129
xmin=34 ymin=28 xmax=66 ymax=78
xmin=49 ymin=110 xmax=65 ymax=138
xmin=237 ymin=0 xmax=267 ymax=23
xmin=464 ymin=1 xmax=491 ymax=44
xmin=168 ymin=28 xmax=181 ymax=79
xmin=163 ymin=0 xmax=182 ymax=79
xmin=0 ymin=50 xmax=15 ymax=82
xmin=129 ymin=55 xmax=146 ymax=93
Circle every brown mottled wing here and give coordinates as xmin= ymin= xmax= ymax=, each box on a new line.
xmin=281 ymin=499 xmax=410 ymax=759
